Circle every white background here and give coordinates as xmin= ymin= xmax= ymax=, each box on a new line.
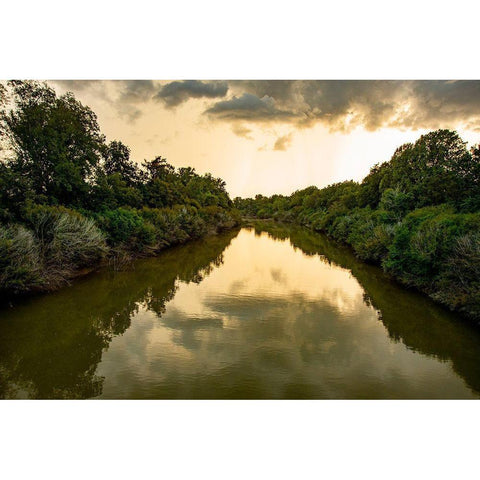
xmin=1 ymin=1 xmax=480 ymax=478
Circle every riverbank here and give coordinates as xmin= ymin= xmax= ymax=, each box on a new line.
xmin=240 ymin=217 xmax=480 ymax=324
xmin=235 ymin=131 xmax=480 ymax=322
xmin=1 ymin=206 xmax=240 ymax=301
xmin=0 ymin=82 xmax=244 ymax=303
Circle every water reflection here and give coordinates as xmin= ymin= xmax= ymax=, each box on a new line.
xmin=257 ymin=223 xmax=480 ymax=395
xmin=1 ymin=223 xmax=480 ymax=399
xmin=0 ymin=230 xmax=238 ymax=399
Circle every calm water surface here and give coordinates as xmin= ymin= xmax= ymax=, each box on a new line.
xmin=1 ymin=223 xmax=480 ymax=399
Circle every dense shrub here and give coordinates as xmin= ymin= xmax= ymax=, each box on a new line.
xmin=26 ymin=205 xmax=107 ymax=267
xmin=0 ymin=206 xmax=108 ymax=294
xmin=94 ymin=205 xmax=239 ymax=253
xmin=378 ymin=188 xmax=414 ymax=222
xmin=434 ymin=233 xmax=480 ymax=318
xmin=96 ymin=208 xmax=152 ymax=245
xmin=0 ymin=225 xmax=42 ymax=294
xmin=349 ymin=219 xmax=397 ymax=263
xmin=384 ymin=207 xmax=476 ymax=286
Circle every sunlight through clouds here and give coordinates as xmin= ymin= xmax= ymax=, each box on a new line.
xmin=49 ymin=80 xmax=480 ymax=198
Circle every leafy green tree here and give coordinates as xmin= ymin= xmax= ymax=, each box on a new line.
xmin=178 ymin=166 xmax=197 ymax=185
xmin=142 ymin=156 xmax=175 ymax=181
xmin=103 ymin=140 xmax=139 ymax=186
xmin=2 ymin=81 xmax=105 ymax=208
xmin=461 ymin=145 xmax=480 ymax=211
xmin=144 ymin=178 xmax=183 ymax=208
xmin=379 ymin=130 xmax=474 ymax=208
xmin=359 ymin=162 xmax=389 ymax=208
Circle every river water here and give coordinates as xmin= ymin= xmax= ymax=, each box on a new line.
xmin=1 ymin=223 xmax=479 ymax=399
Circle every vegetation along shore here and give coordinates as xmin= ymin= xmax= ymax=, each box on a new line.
xmin=234 ymin=130 xmax=480 ymax=321
xmin=0 ymin=81 xmax=240 ymax=298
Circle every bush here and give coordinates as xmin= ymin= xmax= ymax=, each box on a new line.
xmin=140 ymin=207 xmax=196 ymax=246
xmin=95 ymin=208 xmax=156 ymax=250
xmin=351 ymin=222 xmax=397 ymax=263
xmin=433 ymin=232 xmax=480 ymax=318
xmin=27 ymin=204 xmax=105 ymax=258
xmin=0 ymin=225 xmax=42 ymax=294
xmin=0 ymin=206 xmax=108 ymax=295
xmin=48 ymin=212 xmax=107 ymax=267
xmin=384 ymin=207 xmax=479 ymax=288
xmin=94 ymin=205 xmax=235 ymax=252
xmin=378 ymin=188 xmax=414 ymax=222
xmin=27 ymin=206 xmax=107 ymax=267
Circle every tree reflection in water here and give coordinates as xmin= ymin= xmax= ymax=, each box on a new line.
xmin=253 ymin=222 xmax=480 ymax=396
xmin=1 ymin=223 xmax=480 ymax=399
xmin=0 ymin=230 xmax=238 ymax=399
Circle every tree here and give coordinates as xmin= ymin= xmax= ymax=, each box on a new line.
xmin=178 ymin=166 xmax=196 ymax=185
xmin=103 ymin=140 xmax=139 ymax=186
xmin=377 ymin=130 xmax=474 ymax=208
xmin=142 ymin=156 xmax=175 ymax=181
xmin=2 ymin=81 xmax=105 ymax=208
xmin=460 ymin=145 xmax=480 ymax=211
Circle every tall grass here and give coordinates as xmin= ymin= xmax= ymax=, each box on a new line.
xmin=1 ymin=208 xmax=107 ymax=295
xmin=0 ymin=225 xmax=42 ymax=294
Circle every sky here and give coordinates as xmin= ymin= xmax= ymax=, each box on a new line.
xmin=50 ymin=80 xmax=480 ymax=198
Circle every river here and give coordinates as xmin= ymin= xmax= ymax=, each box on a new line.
xmin=1 ymin=223 xmax=480 ymax=399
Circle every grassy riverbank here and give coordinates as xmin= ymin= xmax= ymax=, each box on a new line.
xmin=235 ymin=130 xmax=480 ymax=321
xmin=1 ymin=205 xmax=240 ymax=298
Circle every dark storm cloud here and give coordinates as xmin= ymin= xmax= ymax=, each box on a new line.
xmin=402 ymin=81 xmax=480 ymax=131
xmin=295 ymin=80 xmax=405 ymax=130
xmin=53 ymin=80 xmax=480 ymax=133
xmin=155 ymin=80 xmax=228 ymax=107
xmin=115 ymin=81 xmax=158 ymax=121
xmin=204 ymin=93 xmax=296 ymax=121
xmin=118 ymin=80 xmax=156 ymax=103
xmin=207 ymin=80 xmax=480 ymax=133
xmin=205 ymin=81 xmax=406 ymax=130
xmin=54 ymin=80 xmax=156 ymax=99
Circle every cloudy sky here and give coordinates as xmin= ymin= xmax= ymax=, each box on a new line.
xmin=51 ymin=80 xmax=480 ymax=198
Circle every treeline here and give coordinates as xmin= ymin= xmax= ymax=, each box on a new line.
xmin=0 ymin=81 xmax=239 ymax=296
xmin=235 ymin=130 xmax=480 ymax=320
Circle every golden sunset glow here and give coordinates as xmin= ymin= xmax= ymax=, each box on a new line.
xmin=50 ymin=80 xmax=480 ymax=198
